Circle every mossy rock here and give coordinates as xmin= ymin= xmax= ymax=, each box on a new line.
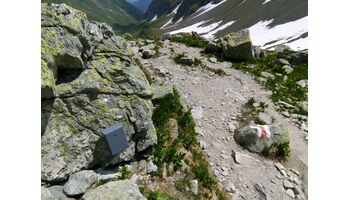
xmin=41 ymin=3 xmax=157 ymax=184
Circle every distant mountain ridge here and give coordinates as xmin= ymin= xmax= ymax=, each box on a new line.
xmin=43 ymin=0 xmax=144 ymax=33
xmin=127 ymin=0 xmax=152 ymax=12
xmin=144 ymin=0 xmax=308 ymax=50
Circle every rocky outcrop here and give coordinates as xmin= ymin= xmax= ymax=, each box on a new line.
xmin=82 ymin=178 xmax=146 ymax=200
xmin=234 ymin=124 xmax=289 ymax=153
xmin=218 ymin=29 xmax=255 ymax=61
xmin=42 ymin=186 xmax=72 ymax=200
xmin=41 ymin=3 xmax=157 ymax=183
xmin=63 ymin=170 xmax=98 ymax=196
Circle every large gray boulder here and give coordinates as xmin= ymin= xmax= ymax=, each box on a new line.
xmin=82 ymin=179 xmax=146 ymax=200
xmin=42 ymin=186 xmax=72 ymax=200
xmin=205 ymin=41 xmax=221 ymax=53
xmin=63 ymin=170 xmax=98 ymax=196
xmin=41 ymin=3 xmax=157 ymax=183
xmin=234 ymin=124 xmax=289 ymax=153
xmin=218 ymin=29 xmax=255 ymax=61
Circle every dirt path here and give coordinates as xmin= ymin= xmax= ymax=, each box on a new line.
xmin=140 ymin=41 xmax=308 ymax=200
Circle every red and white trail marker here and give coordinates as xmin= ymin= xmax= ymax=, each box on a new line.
xmin=251 ymin=125 xmax=271 ymax=138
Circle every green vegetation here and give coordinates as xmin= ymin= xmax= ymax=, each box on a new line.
xmin=232 ymin=52 xmax=308 ymax=115
xmin=247 ymin=97 xmax=256 ymax=107
xmin=118 ymin=166 xmax=132 ymax=180
xmin=151 ymin=89 xmax=224 ymax=198
xmin=263 ymin=143 xmax=291 ymax=161
xmin=169 ymin=34 xmax=209 ymax=48
xmin=140 ymin=188 xmax=174 ymax=200
xmin=134 ymin=58 xmax=154 ymax=84
xmin=174 ymin=178 xmax=191 ymax=193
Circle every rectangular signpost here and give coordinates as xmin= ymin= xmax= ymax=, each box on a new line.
xmin=101 ymin=123 xmax=129 ymax=156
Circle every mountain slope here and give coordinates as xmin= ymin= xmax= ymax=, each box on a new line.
xmin=127 ymin=0 xmax=152 ymax=12
xmin=43 ymin=0 xmax=144 ymax=32
xmin=145 ymin=0 xmax=308 ymax=50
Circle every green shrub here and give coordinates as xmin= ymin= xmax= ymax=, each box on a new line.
xmin=170 ymin=34 xmax=208 ymax=48
xmin=263 ymin=143 xmax=291 ymax=161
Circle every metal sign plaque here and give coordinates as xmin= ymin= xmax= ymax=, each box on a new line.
xmin=101 ymin=123 xmax=129 ymax=156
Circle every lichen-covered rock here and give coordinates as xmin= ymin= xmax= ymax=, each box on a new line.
xmin=41 ymin=3 xmax=157 ymax=183
xmin=151 ymin=85 xmax=174 ymax=100
xmin=42 ymin=186 xmax=72 ymax=200
xmin=63 ymin=170 xmax=98 ymax=196
xmin=234 ymin=124 xmax=289 ymax=153
xmin=82 ymin=179 xmax=146 ymax=200
xmin=218 ymin=29 xmax=255 ymax=61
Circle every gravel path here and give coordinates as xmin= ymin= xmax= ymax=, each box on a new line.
xmin=139 ymin=41 xmax=308 ymax=200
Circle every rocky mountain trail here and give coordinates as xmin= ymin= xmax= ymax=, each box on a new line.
xmin=133 ymin=37 xmax=308 ymax=199
xmin=41 ymin=3 xmax=308 ymax=199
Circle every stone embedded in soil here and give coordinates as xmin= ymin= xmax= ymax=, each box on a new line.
xmin=283 ymin=180 xmax=294 ymax=189
xmin=286 ymin=189 xmax=295 ymax=198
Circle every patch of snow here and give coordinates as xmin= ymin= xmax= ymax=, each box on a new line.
xmin=169 ymin=1 xmax=183 ymax=15
xmin=191 ymin=0 xmax=227 ymax=18
xmin=169 ymin=20 xmax=222 ymax=35
xmin=175 ymin=17 xmax=184 ymax=24
xmin=237 ymin=0 xmax=247 ymax=7
xmin=285 ymin=37 xmax=308 ymax=51
xmin=150 ymin=15 xmax=157 ymax=22
xmin=161 ymin=18 xmax=173 ymax=29
xmin=249 ymin=16 xmax=308 ymax=50
xmin=202 ymin=21 xmax=236 ymax=39
xmin=263 ymin=0 xmax=272 ymax=5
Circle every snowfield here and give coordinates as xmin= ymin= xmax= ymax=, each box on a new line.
xmin=263 ymin=0 xmax=272 ymax=5
xmin=191 ymin=0 xmax=227 ymax=18
xmin=249 ymin=16 xmax=308 ymax=50
xmin=202 ymin=21 xmax=236 ymax=39
xmin=169 ymin=20 xmax=222 ymax=35
xmin=150 ymin=15 xmax=157 ymax=22
xmin=169 ymin=1 xmax=182 ymax=16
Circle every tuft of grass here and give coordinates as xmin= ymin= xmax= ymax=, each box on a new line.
xmin=118 ymin=166 xmax=132 ymax=180
xmin=174 ymin=178 xmax=191 ymax=193
xmin=247 ymin=97 xmax=256 ymax=107
xmin=259 ymin=102 xmax=268 ymax=110
xmin=140 ymin=188 xmax=173 ymax=200
xmin=263 ymin=143 xmax=291 ymax=161
xmin=254 ymin=118 xmax=265 ymax=125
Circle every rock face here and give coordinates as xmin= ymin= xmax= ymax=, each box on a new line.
xmin=82 ymin=179 xmax=146 ymax=200
xmin=233 ymin=124 xmax=289 ymax=153
xmin=218 ymin=29 xmax=255 ymax=61
xmin=41 ymin=3 xmax=157 ymax=183
xmin=42 ymin=186 xmax=72 ymax=200
xmin=63 ymin=170 xmax=98 ymax=196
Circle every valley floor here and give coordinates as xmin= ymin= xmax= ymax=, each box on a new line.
xmin=139 ymin=41 xmax=308 ymax=200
